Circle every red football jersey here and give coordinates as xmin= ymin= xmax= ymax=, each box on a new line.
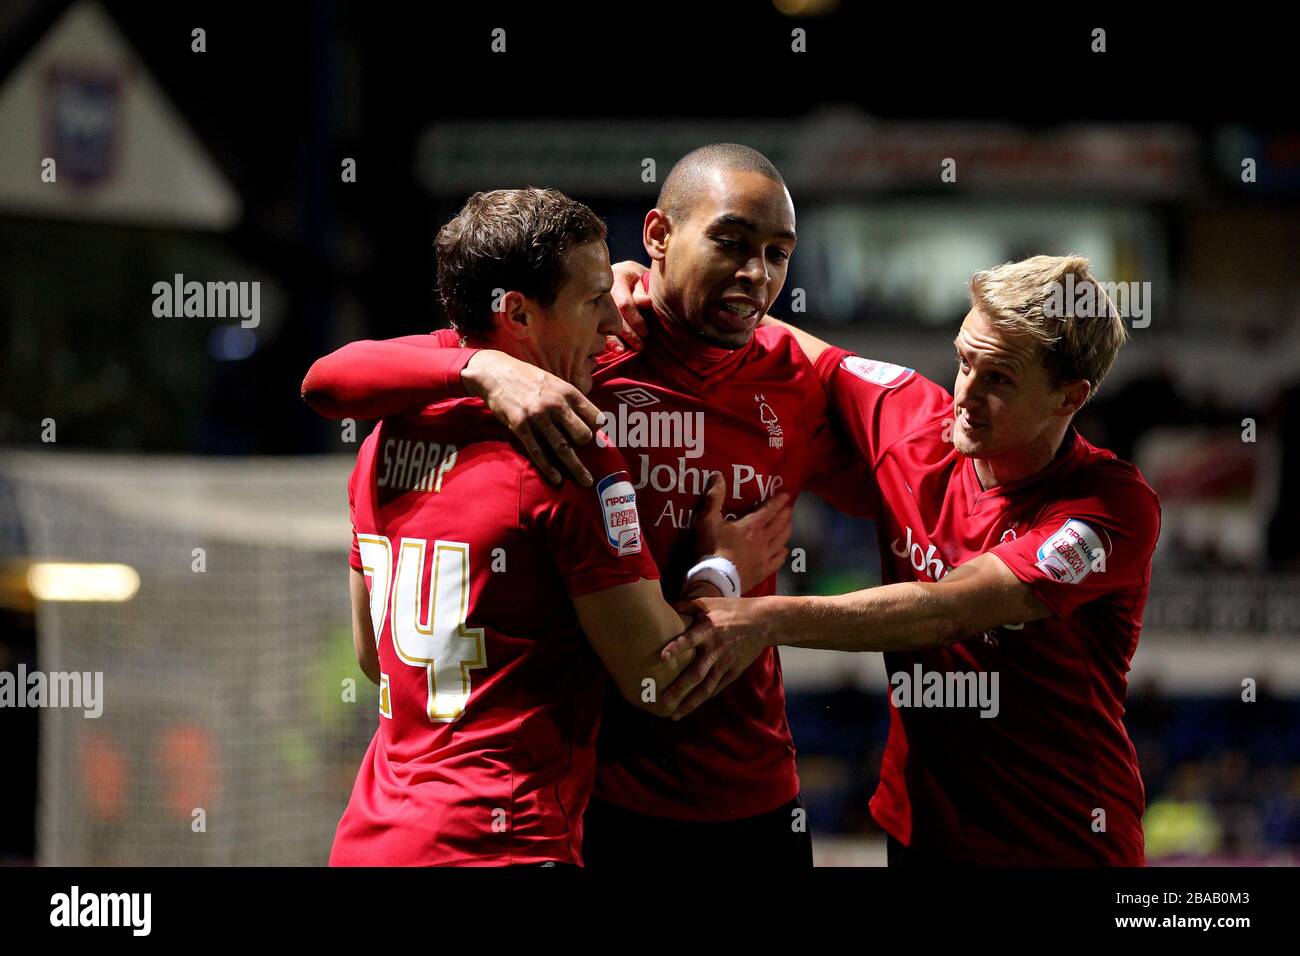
xmin=585 ymin=302 xmax=865 ymax=821
xmin=329 ymin=397 xmax=658 ymax=866
xmin=323 ymin=313 xmax=866 ymax=820
xmin=815 ymin=346 xmax=1161 ymax=865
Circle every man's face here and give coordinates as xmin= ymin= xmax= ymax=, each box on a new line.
xmin=655 ymin=169 xmax=797 ymax=348
xmin=951 ymin=307 xmax=1077 ymax=459
xmin=528 ymin=239 xmax=620 ymax=394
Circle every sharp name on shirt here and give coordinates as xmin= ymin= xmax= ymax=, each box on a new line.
xmin=376 ymin=439 xmax=458 ymax=493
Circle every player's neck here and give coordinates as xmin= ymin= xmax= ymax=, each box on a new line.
xmin=972 ymin=426 xmax=1072 ymax=491
xmin=646 ymin=267 xmax=690 ymax=336
xmin=468 ymin=332 xmax=547 ymax=372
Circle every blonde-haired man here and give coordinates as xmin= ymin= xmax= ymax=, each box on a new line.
xmin=663 ymin=254 xmax=1161 ymax=866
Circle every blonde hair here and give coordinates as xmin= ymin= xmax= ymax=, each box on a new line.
xmin=968 ymin=255 xmax=1129 ymax=397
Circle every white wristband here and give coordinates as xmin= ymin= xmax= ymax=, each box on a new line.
xmin=685 ymin=556 xmax=742 ymax=599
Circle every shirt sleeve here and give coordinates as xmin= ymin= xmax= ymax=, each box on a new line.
xmin=300 ymin=330 xmax=479 ymax=420
xmin=347 ymin=458 xmax=363 ymax=572
xmin=813 ymin=346 xmax=953 ymax=469
xmin=801 ymin=384 xmax=878 ymax=520
xmin=988 ymin=465 xmax=1161 ymax=618
xmin=521 ymin=441 xmax=660 ymax=599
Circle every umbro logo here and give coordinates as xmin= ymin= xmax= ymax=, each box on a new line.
xmin=612 ymin=387 xmax=659 ymax=408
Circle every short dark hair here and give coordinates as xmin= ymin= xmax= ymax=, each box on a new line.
xmin=656 ymin=143 xmax=786 ymax=222
xmin=435 ymin=187 xmax=608 ymax=335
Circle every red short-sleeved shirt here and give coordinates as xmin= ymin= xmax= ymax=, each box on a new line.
xmin=330 ymin=398 xmax=658 ymax=865
xmin=816 ymin=346 xmax=1161 ymax=865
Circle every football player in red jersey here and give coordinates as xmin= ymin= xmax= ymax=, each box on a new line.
xmin=306 ymin=146 xmax=871 ymax=866
xmin=657 ymin=256 xmax=1161 ymax=866
xmin=328 ymin=188 xmax=792 ymax=867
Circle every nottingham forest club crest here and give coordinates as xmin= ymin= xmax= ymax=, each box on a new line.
xmin=755 ymin=394 xmax=783 ymax=449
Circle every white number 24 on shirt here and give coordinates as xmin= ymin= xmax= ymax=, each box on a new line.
xmin=356 ymin=534 xmax=487 ymax=723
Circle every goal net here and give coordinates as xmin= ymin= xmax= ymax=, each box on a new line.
xmin=1 ymin=451 xmax=375 ymax=865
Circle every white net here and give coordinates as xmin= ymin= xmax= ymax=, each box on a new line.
xmin=1 ymin=451 xmax=376 ymax=865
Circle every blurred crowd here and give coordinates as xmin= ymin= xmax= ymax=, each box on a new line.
xmin=788 ymin=682 xmax=1300 ymax=863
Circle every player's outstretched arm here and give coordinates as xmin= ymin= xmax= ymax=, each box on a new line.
xmin=301 ymin=335 xmax=470 ymax=420
xmin=302 ymin=335 xmax=605 ymax=486
xmin=773 ymin=553 xmax=1050 ymax=651
xmin=660 ymin=554 xmax=1050 ymax=717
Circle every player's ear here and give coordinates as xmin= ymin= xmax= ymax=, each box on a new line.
xmin=1057 ymin=378 xmax=1091 ymax=417
xmin=493 ymin=290 xmax=533 ymax=340
xmin=643 ymin=208 xmax=670 ymax=262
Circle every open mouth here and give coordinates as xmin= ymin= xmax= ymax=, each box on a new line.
xmin=711 ymin=299 xmax=762 ymax=329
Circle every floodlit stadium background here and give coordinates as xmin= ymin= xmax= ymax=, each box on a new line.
xmin=2 ymin=1 xmax=1298 ymax=866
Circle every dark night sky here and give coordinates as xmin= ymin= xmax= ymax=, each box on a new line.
xmin=0 ymin=2 xmax=1291 ymax=453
